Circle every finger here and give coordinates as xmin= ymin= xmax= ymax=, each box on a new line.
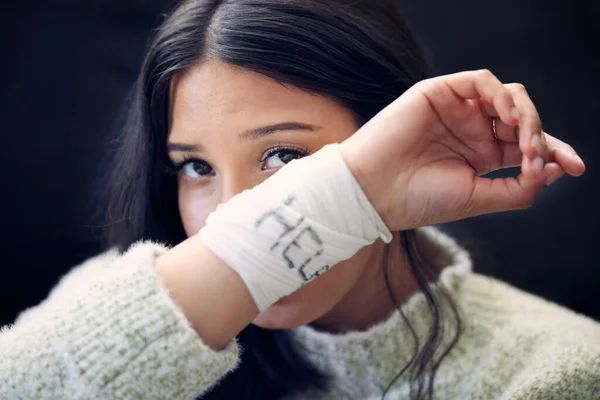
xmin=504 ymin=83 xmax=547 ymax=166
xmin=477 ymin=98 xmax=518 ymax=142
xmin=545 ymin=134 xmax=586 ymax=176
xmin=544 ymin=163 xmax=566 ymax=187
xmin=443 ymin=69 xmax=519 ymax=126
xmin=469 ymin=174 xmax=541 ymax=215
xmin=490 ymin=131 xmax=583 ymax=174
xmin=468 ymin=164 xmax=561 ymax=216
xmin=493 ymin=116 xmax=518 ymax=143
xmin=553 ymin=149 xmax=585 ymax=176
xmin=479 ymin=135 xmax=553 ymax=176
xmin=475 ymin=142 xmax=522 ymax=175
xmin=479 ymin=82 xmax=547 ymax=165
xmin=493 ymin=142 xmax=522 ymax=170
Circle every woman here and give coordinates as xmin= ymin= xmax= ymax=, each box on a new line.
xmin=1 ymin=0 xmax=597 ymax=399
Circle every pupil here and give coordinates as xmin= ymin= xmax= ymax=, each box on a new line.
xmin=280 ymin=152 xmax=295 ymax=163
xmin=195 ymin=163 xmax=210 ymax=174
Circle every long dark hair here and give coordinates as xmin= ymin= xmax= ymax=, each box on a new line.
xmin=107 ymin=1 xmax=462 ymax=399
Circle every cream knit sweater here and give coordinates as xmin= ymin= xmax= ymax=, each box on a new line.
xmin=1 ymin=228 xmax=598 ymax=399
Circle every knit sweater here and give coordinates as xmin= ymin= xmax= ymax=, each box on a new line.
xmin=1 ymin=228 xmax=598 ymax=399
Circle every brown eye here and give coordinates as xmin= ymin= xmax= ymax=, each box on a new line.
xmin=262 ymin=148 xmax=308 ymax=170
xmin=181 ymin=160 xmax=213 ymax=178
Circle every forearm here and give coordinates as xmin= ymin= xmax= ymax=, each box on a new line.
xmin=156 ymin=234 xmax=259 ymax=350
xmin=0 ymin=242 xmax=240 ymax=399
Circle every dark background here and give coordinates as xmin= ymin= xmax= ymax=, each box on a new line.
xmin=1 ymin=0 xmax=598 ymax=326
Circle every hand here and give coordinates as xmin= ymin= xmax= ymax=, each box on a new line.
xmin=339 ymin=69 xmax=585 ymax=231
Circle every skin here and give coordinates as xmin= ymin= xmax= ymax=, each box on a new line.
xmin=160 ymin=61 xmax=585 ymax=348
xmin=168 ymin=60 xmax=418 ymax=332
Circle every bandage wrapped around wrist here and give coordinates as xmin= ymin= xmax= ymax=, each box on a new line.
xmin=198 ymin=143 xmax=392 ymax=311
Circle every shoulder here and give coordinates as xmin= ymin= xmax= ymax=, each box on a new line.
xmin=455 ymin=273 xmax=600 ymax=399
xmin=458 ymin=272 xmax=600 ymax=341
xmin=14 ymin=242 xmax=168 ymax=326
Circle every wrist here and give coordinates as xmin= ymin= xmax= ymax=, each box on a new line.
xmin=199 ymin=143 xmax=392 ymax=311
xmin=338 ymin=140 xmax=392 ymax=229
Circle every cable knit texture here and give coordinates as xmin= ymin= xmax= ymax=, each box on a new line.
xmin=0 ymin=242 xmax=239 ymax=399
xmin=287 ymin=227 xmax=600 ymax=399
xmin=1 ymin=228 xmax=599 ymax=399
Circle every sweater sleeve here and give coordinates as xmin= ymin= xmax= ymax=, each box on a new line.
xmin=0 ymin=241 xmax=240 ymax=400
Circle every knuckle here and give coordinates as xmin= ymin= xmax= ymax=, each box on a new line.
xmin=416 ymin=78 xmax=441 ymax=97
xmin=508 ymin=82 xmax=527 ymax=92
xmin=477 ymin=68 xmax=494 ymax=80
xmin=413 ymin=78 xmax=433 ymax=93
xmin=529 ymin=118 xmax=542 ymax=133
xmin=413 ymin=77 xmax=428 ymax=88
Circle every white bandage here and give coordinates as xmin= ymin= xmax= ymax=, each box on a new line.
xmin=198 ymin=143 xmax=392 ymax=311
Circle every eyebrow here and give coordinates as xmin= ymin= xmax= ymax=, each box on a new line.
xmin=168 ymin=122 xmax=318 ymax=152
xmin=239 ymin=121 xmax=318 ymax=140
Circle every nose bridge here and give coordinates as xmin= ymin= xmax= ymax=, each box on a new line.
xmin=219 ymin=169 xmax=255 ymax=205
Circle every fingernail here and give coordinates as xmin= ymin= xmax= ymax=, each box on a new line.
xmin=545 ymin=174 xmax=561 ymax=186
xmin=511 ymin=107 xmax=520 ymax=121
xmin=533 ymin=156 xmax=544 ymax=175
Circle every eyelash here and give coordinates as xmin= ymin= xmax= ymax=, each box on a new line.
xmin=166 ymin=144 xmax=311 ymax=177
xmin=166 ymin=156 xmax=210 ymax=177
xmin=258 ymin=144 xmax=310 ymax=164
xmin=163 ymin=155 xmax=188 ymax=176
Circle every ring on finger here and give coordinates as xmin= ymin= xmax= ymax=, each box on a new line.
xmin=491 ymin=117 xmax=499 ymax=141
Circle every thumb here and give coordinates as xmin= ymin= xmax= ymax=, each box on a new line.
xmin=468 ymin=164 xmax=560 ymax=216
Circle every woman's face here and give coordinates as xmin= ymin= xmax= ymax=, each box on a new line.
xmin=168 ymin=60 xmax=383 ymax=329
